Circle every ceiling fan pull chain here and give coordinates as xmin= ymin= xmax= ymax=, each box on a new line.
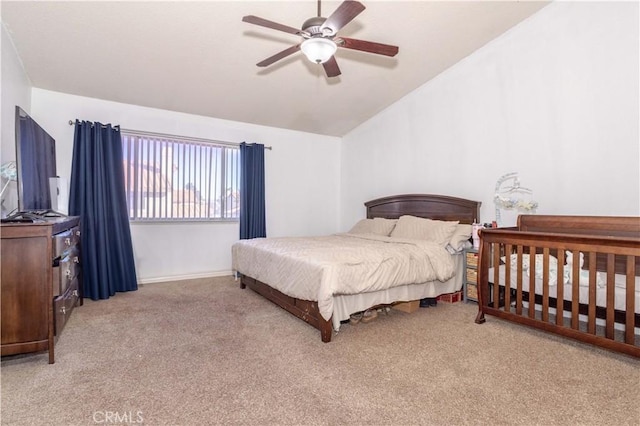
xmin=318 ymin=0 xmax=321 ymax=17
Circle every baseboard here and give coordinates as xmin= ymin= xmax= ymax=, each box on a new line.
xmin=138 ymin=270 xmax=234 ymax=285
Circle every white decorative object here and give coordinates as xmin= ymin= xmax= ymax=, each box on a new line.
xmin=472 ymin=223 xmax=483 ymax=249
xmin=0 ymin=161 xmax=17 ymax=200
xmin=494 ymin=172 xmax=538 ymax=226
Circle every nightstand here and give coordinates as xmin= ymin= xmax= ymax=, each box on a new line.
xmin=463 ymin=247 xmax=478 ymax=303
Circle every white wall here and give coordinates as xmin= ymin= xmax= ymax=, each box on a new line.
xmin=341 ymin=1 xmax=639 ymax=228
xmin=4 ymin=1 xmax=638 ymax=284
xmin=1 ymin=22 xmax=32 ymax=214
xmin=30 ymin=89 xmax=341 ymax=282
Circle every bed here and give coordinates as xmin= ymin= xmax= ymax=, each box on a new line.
xmin=233 ymin=194 xmax=481 ymax=342
xmin=475 ymin=215 xmax=640 ymax=358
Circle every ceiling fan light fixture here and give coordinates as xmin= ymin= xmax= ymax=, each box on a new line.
xmin=301 ymin=37 xmax=337 ymax=64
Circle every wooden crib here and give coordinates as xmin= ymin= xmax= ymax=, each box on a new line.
xmin=475 ymin=215 xmax=640 ymax=358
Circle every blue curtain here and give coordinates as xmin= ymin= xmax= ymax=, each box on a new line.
xmin=69 ymin=121 xmax=138 ymax=300
xmin=239 ymin=142 xmax=266 ymax=239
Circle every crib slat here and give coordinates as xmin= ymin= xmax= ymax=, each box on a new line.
xmin=492 ymin=244 xmax=500 ymax=308
xmin=626 ymin=256 xmax=636 ymax=345
xmin=556 ymin=248 xmax=565 ymax=326
xmin=542 ymin=247 xmax=550 ymax=322
xmin=516 ymin=246 xmax=523 ymax=315
xmin=606 ymin=253 xmax=615 ymax=339
xmin=529 ymin=247 xmax=536 ymax=319
xmin=571 ymin=251 xmax=580 ymax=329
xmin=587 ymin=252 xmax=597 ymax=334
xmin=504 ymin=244 xmax=512 ymax=312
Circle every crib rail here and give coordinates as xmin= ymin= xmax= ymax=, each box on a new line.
xmin=475 ymin=227 xmax=640 ymax=358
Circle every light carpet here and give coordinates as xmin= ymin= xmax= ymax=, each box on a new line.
xmin=1 ymin=276 xmax=639 ymax=425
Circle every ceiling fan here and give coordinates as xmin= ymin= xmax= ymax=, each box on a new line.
xmin=242 ymin=0 xmax=399 ymax=78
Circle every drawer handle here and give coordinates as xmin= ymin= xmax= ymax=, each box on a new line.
xmin=73 ymin=256 xmax=80 ymax=264
xmin=60 ymin=306 xmax=66 ymax=315
xmin=72 ymin=290 xmax=79 ymax=297
xmin=65 ymin=270 xmax=71 ymax=277
xmin=76 ymin=230 xmax=81 ymax=236
xmin=65 ymin=237 xmax=71 ymax=246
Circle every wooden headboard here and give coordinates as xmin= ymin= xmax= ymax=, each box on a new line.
xmin=365 ymin=194 xmax=481 ymax=224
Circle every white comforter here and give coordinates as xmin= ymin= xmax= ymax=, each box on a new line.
xmin=232 ymin=233 xmax=455 ymax=321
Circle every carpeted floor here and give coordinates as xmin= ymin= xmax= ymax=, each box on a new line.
xmin=1 ymin=276 xmax=639 ymax=425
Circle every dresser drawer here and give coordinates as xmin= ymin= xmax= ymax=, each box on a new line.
xmin=467 ymin=283 xmax=478 ymax=300
xmin=466 ymin=269 xmax=478 ymax=284
xmin=53 ymin=227 xmax=80 ymax=258
xmin=54 ymin=279 xmax=80 ymax=336
xmin=53 ymin=246 xmax=81 ymax=297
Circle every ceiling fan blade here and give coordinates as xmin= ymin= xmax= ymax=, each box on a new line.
xmin=322 ymin=56 xmax=341 ymax=78
xmin=256 ymin=44 xmax=301 ymax=67
xmin=338 ymin=37 xmax=399 ymax=57
xmin=242 ymin=15 xmax=301 ymax=36
xmin=321 ymin=1 xmax=365 ymax=34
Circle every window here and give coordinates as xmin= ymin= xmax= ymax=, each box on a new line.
xmin=121 ymin=131 xmax=240 ymax=221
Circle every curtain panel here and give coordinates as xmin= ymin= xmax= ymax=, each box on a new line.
xmin=239 ymin=142 xmax=266 ymax=239
xmin=69 ymin=121 xmax=138 ymax=300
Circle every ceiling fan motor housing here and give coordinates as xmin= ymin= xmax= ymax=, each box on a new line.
xmin=302 ymin=16 xmax=329 ymax=37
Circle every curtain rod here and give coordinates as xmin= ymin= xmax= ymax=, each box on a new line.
xmin=67 ymin=120 xmax=272 ymax=150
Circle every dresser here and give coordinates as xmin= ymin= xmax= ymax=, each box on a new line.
xmin=1 ymin=216 xmax=82 ymax=363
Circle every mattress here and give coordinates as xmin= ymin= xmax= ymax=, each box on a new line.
xmin=488 ymin=265 xmax=640 ymax=314
xmin=232 ymin=233 xmax=458 ymax=323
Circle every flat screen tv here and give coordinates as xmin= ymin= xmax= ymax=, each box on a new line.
xmin=14 ymin=106 xmax=57 ymax=212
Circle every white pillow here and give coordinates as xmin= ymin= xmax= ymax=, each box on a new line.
xmin=390 ymin=215 xmax=459 ymax=246
xmin=448 ymin=224 xmax=472 ymax=252
xmin=348 ymin=218 xmax=397 ymax=236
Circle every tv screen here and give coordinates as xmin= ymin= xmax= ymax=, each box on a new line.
xmin=15 ymin=106 xmax=57 ymax=212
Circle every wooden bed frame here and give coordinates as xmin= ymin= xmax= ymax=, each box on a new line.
xmin=475 ymin=215 xmax=640 ymax=358
xmin=239 ymin=194 xmax=481 ymax=342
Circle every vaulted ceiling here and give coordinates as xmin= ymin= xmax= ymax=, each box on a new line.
xmin=1 ymin=1 xmax=549 ymax=136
